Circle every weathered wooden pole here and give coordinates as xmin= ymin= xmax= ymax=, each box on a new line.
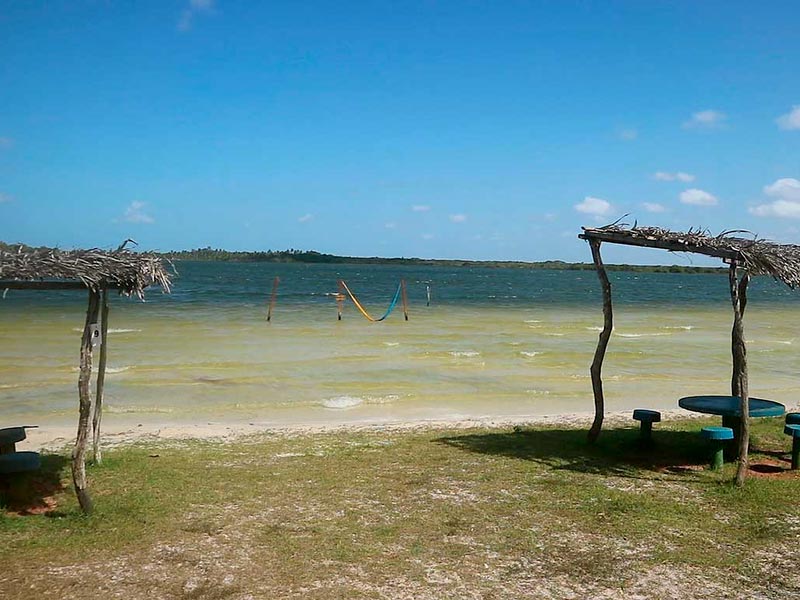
xmin=588 ymin=239 xmax=613 ymax=443
xmin=336 ymin=280 xmax=345 ymax=321
xmin=729 ymin=262 xmax=750 ymax=486
xmin=92 ymin=288 xmax=109 ymax=464
xmin=266 ymin=276 xmax=280 ymax=322
xmin=73 ymin=289 xmax=100 ymax=513
xmin=426 ymin=284 xmax=431 ymax=307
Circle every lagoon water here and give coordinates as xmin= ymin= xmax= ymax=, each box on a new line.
xmin=1 ymin=262 xmax=799 ymax=428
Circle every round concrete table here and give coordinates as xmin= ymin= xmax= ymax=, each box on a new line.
xmin=679 ymin=395 xmax=785 ymax=459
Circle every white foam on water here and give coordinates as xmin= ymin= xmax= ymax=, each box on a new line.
xmin=449 ymin=351 xmax=480 ymax=358
xmin=109 ymin=328 xmax=142 ymax=334
xmin=321 ymin=396 xmax=364 ymax=409
xmin=106 ymin=366 xmax=132 ymax=374
xmin=544 ymin=333 xmax=565 ymax=337
xmin=662 ymin=325 xmax=694 ymax=330
xmin=524 ymin=319 xmax=542 ymax=324
xmin=520 ymin=351 xmax=542 ymax=358
xmin=525 ymin=389 xmax=551 ymax=395
xmin=383 ymin=342 xmax=400 ymax=347
xmin=777 ymin=340 xmax=794 ymax=345
xmin=105 ymin=405 xmax=174 ymax=414
xmin=586 ymin=326 xmax=604 ymax=331
xmin=616 ymin=332 xmax=672 ymax=338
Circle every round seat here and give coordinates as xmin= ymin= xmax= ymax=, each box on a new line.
xmin=0 ymin=451 xmax=41 ymax=475
xmin=701 ymin=426 xmax=734 ymax=441
xmin=0 ymin=427 xmax=27 ymax=446
xmin=786 ymin=413 xmax=800 ymax=425
xmin=632 ymin=409 xmax=661 ymax=423
xmin=784 ymin=424 xmax=800 ymax=438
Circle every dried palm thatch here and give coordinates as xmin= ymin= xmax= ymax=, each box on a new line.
xmin=0 ymin=244 xmax=172 ymax=298
xmin=581 ymin=224 xmax=800 ymax=288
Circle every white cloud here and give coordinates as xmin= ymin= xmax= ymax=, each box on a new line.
xmin=618 ymin=128 xmax=638 ymax=141
xmin=653 ymin=171 xmax=695 ymax=182
xmin=642 ymin=202 xmax=666 ymax=213
xmin=679 ymin=188 xmax=718 ymax=206
xmin=683 ymin=109 xmax=726 ymax=129
xmin=0 ymin=137 xmax=13 ymax=149
xmin=178 ymin=0 xmax=215 ymax=31
xmin=574 ymin=196 xmax=613 ymax=217
xmin=750 ymin=178 xmax=800 ymax=218
xmin=421 ymin=233 xmax=434 ymax=240
xmin=776 ymin=106 xmax=800 ymax=131
xmin=0 ymin=193 xmax=11 ymax=204
xmin=411 ymin=204 xmax=430 ymax=212
xmin=384 ymin=222 xmax=396 ymax=229
xmin=123 ymin=201 xmax=154 ymax=224
xmin=298 ymin=213 xmax=314 ymax=223
xmin=449 ymin=214 xmax=467 ymax=223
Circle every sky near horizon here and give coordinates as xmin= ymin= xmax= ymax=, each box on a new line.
xmin=1 ymin=1 xmax=800 ymax=264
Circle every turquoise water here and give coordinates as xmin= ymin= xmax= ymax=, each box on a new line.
xmin=1 ymin=262 xmax=799 ymax=427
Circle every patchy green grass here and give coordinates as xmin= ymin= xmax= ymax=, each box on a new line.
xmin=1 ymin=417 xmax=799 ymax=599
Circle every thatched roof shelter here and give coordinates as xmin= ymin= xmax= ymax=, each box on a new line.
xmin=578 ymin=223 xmax=800 ymax=485
xmin=0 ymin=245 xmax=171 ymax=297
xmin=1 ymin=243 xmax=172 ymax=513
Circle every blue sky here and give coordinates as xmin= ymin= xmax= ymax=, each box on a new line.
xmin=1 ymin=1 xmax=800 ymax=263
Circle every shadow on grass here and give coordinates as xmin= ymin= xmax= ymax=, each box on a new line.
xmin=0 ymin=453 xmax=69 ymax=515
xmin=436 ymin=427 xmax=713 ymax=480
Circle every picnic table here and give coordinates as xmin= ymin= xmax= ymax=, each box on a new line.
xmin=678 ymin=395 xmax=785 ymax=458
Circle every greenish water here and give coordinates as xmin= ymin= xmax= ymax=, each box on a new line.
xmin=1 ymin=262 xmax=799 ymax=427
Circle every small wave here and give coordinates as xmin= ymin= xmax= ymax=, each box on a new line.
xmin=524 ymin=319 xmax=542 ymax=324
xmin=322 ymin=396 xmax=364 ymax=409
xmin=525 ymin=389 xmax=551 ymax=395
xmin=519 ymin=351 xmax=542 ymax=358
xmin=383 ymin=342 xmax=400 ymax=347
xmin=105 ymin=405 xmax=174 ymax=414
xmin=616 ymin=332 xmax=672 ymax=338
xmin=105 ymin=366 xmax=132 ymax=374
xmin=662 ymin=326 xmax=694 ymax=331
xmin=109 ymin=328 xmax=142 ymax=334
xmin=586 ymin=326 xmax=604 ymax=332
xmin=544 ymin=333 xmax=565 ymax=337
xmin=449 ymin=351 xmax=480 ymax=358
xmin=777 ymin=340 xmax=794 ymax=345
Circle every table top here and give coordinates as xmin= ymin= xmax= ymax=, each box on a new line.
xmin=679 ymin=395 xmax=785 ymax=418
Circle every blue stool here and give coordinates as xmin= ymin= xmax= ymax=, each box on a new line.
xmin=632 ymin=409 xmax=661 ymax=445
xmin=785 ymin=424 xmax=800 ymax=470
xmin=701 ymin=426 xmax=734 ymax=470
xmin=0 ymin=451 xmax=41 ymax=475
xmin=786 ymin=413 xmax=800 ymax=426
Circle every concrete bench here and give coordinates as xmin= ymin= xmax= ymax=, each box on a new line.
xmin=632 ymin=409 xmax=661 ymax=445
xmin=785 ymin=424 xmax=800 ymax=470
xmin=701 ymin=426 xmax=734 ymax=470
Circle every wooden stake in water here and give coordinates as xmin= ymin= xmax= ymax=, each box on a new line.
xmin=401 ymin=279 xmax=409 ymax=321
xmin=266 ymin=276 xmax=280 ymax=322
xmin=336 ymin=280 xmax=345 ymax=321
xmin=426 ymin=284 xmax=431 ymax=307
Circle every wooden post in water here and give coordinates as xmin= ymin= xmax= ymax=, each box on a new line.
xmin=401 ymin=279 xmax=409 ymax=321
xmin=729 ymin=262 xmax=750 ymax=486
xmin=426 ymin=284 xmax=431 ymax=307
xmin=73 ymin=289 xmax=100 ymax=513
xmin=588 ymin=239 xmax=613 ymax=444
xmin=336 ymin=280 xmax=345 ymax=321
xmin=266 ymin=276 xmax=280 ymax=322
xmin=92 ymin=288 xmax=109 ymax=464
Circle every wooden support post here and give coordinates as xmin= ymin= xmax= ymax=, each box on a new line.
xmin=401 ymin=279 xmax=409 ymax=321
xmin=588 ymin=239 xmax=613 ymax=443
xmin=73 ymin=289 xmax=100 ymax=513
xmin=266 ymin=276 xmax=280 ymax=322
xmin=92 ymin=288 xmax=109 ymax=464
xmin=426 ymin=284 xmax=431 ymax=307
xmin=729 ymin=263 xmax=750 ymax=486
xmin=336 ymin=280 xmax=344 ymax=321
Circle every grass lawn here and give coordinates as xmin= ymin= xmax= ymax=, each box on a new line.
xmin=1 ymin=417 xmax=799 ymax=599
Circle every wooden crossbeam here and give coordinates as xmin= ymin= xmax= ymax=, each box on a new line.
xmin=579 ymin=230 xmax=741 ymax=262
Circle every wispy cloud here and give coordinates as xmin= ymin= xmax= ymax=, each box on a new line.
xmin=642 ymin=202 xmax=666 ymax=213
xmin=384 ymin=222 xmax=396 ymax=229
xmin=653 ymin=171 xmax=695 ymax=182
xmin=679 ymin=188 xmax=718 ymax=206
xmin=411 ymin=204 xmax=430 ymax=212
xmin=421 ymin=233 xmax=434 ymax=240
xmin=0 ymin=137 xmax=13 ymax=149
xmin=618 ymin=128 xmax=638 ymax=141
xmin=298 ymin=213 xmax=314 ymax=223
xmin=574 ymin=196 xmax=613 ymax=217
xmin=178 ymin=0 xmax=215 ymax=32
xmin=0 ymin=192 xmax=11 ymax=204
xmin=776 ymin=106 xmax=800 ymax=131
xmin=750 ymin=178 xmax=800 ymax=218
xmin=123 ymin=201 xmax=154 ymax=224
xmin=682 ymin=110 xmax=726 ymax=130
xmin=449 ymin=214 xmax=467 ymax=223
